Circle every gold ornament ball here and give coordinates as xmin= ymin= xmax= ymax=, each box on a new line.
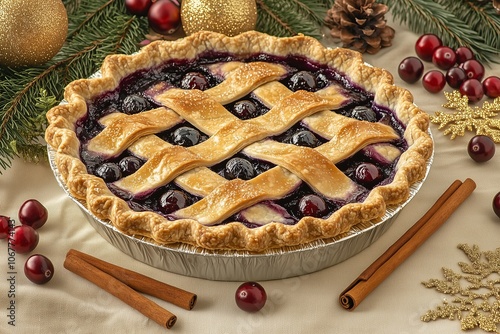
xmin=0 ymin=0 xmax=68 ymax=67
xmin=181 ymin=0 xmax=258 ymax=36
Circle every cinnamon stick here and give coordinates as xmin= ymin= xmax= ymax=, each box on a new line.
xmin=67 ymin=249 xmax=197 ymax=310
xmin=64 ymin=253 xmax=177 ymax=329
xmin=339 ymin=178 xmax=476 ymax=311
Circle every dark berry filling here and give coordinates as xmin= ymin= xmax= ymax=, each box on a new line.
xmin=76 ymin=52 xmax=408 ymax=227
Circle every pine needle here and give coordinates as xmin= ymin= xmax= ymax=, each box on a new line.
xmin=379 ymin=0 xmax=499 ymax=63
xmin=0 ymin=0 xmax=149 ymax=173
xmin=256 ymin=0 xmax=329 ymax=38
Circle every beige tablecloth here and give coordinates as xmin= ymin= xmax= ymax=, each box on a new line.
xmin=1 ymin=16 xmax=500 ymax=333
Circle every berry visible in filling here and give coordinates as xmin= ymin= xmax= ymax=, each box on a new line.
xmin=77 ymin=53 xmax=407 ymax=227
xmin=299 ymin=194 xmax=327 ymax=217
xmin=159 ymin=189 xmax=190 ymax=214
xmin=225 ymin=157 xmax=255 ymax=180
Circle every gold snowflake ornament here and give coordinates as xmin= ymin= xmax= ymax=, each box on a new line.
xmin=430 ymin=91 xmax=500 ymax=142
xmin=421 ymin=244 xmax=500 ymax=332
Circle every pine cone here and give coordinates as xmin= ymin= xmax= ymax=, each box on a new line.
xmin=325 ymin=0 xmax=395 ymax=54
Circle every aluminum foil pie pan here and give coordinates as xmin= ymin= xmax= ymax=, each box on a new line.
xmin=48 ymin=138 xmax=432 ymax=281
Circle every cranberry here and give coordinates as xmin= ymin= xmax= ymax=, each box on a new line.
xmin=299 ymin=194 xmax=327 ymax=217
xmin=235 ymin=282 xmax=267 ymax=313
xmin=24 ymin=254 xmax=54 ymax=284
xmin=493 ymin=192 xmax=500 ymax=219
xmin=0 ymin=215 xmax=10 ymax=239
xmin=415 ymin=34 xmax=442 ymax=62
xmin=446 ymin=67 xmax=467 ymax=89
xmin=422 ymin=70 xmax=446 ymax=93
xmin=467 ymin=135 xmax=495 ymax=162
xmin=455 ymin=46 xmax=475 ymax=64
xmin=180 ymin=72 xmax=209 ymax=90
xmin=432 ymin=46 xmax=456 ymax=70
xmin=159 ymin=190 xmax=190 ymax=214
xmin=125 ymin=0 xmax=152 ymax=16
xmin=18 ymin=199 xmax=48 ymax=230
xmin=459 ymin=59 xmax=485 ymax=81
xmin=10 ymin=225 xmax=39 ymax=254
xmin=398 ymin=57 xmax=424 ymax=83
xmin=148 ymin=0 xmax=181 ymax=35
xmin=225 ymin=158 xmax=255 ymax=180
xmin=354 ymin=162 xmax=382 ymax=186
xmin=460 ymin=79 xmax=484 ymax=103
xmin=483 ymin=76 xmax=500 ymax=99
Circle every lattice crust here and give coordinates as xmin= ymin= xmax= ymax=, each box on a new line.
xmin=45 ymin=31 xmax=433 ymax=251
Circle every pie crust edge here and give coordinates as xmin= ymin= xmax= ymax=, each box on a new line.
xmin=45 ymin=31 xmax=433 ymax=251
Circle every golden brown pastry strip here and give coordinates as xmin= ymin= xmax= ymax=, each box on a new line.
xmin=203 ymin=62 xmax=288 ymax=105
xmin=87 ymin=107 xmax=182 ymax=156
xmin=174 ymin=168 xmax=300 ymax=225
xmin=114 ymin=90 xmax=337 ymax=196
xmin=243 ymin=140 xmax=356 ymax=199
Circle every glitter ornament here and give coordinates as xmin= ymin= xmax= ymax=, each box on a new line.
xmin=430 ymin=91 xmax=500 ymax=142
xmin=181 ymin=0 xmax=257 ymax=36
xmin=0 ymin=0 xmax=68 ymax=68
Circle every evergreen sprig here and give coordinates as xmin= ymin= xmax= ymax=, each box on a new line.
xmin=437 ymin=0 xmax=500 ymax=52
xmin=0 ymin=0 xmax=149 ymax=172
xmin=255 ymin=0 xmax=330 ymax=38
xmin=379 ymin=0 xmax=499 ymax=63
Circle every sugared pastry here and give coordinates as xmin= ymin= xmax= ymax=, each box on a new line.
xmin=45 ymin=31 xmax=432 ymax=251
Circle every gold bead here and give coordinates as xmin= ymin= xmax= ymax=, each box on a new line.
xmin=0 ymin=0 xmax=68 ymax=67
xmin=181 ymin=0 xmax=257 ymax=36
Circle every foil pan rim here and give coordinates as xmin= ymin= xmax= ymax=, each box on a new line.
xmin=48 ymin=139 xmax=432 ymax=281
xmin=49 ymin=79 xmax=433 ymax=279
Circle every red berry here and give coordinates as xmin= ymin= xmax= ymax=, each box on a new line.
xmin=299 ymin=194 xmax=327 ymax=217
xmin=446 ymin=67 xmax=467 ymax=89
xmin=483 ymin=76 xmax=500 ymax=99
xmin=460 ymin=79 xmax=484 ymax=102
xmin=19 ymin=199 xmax=48 ymax=230
xmin=147 ymin=0 xmax=181 ymax=35
xmin=10 ymin=225 xmax=39 ymax=254
xmin=398 ymin=57 xmax=424 ymax=83
xmin=24 ymin=254 xmax=54 ymax=284
xmin=459 ymin=59 xmax=485 ymax=81
xmin=467 ymin=135 xmax=495 ymax=162
xmin=432 ymin=46 xmax=456 ymax=70
xmin=493 ymin=192 xmax=500 ymax=218
xmin=354 ymin=162 xmax=382 ymax=186
xmin=125 ymin=0 xmax=152 ymax=16
xmin=235 ymin=282 xmax=267 ymax=313
xmin=0 ymin=215 xmax=11 ymax=239
xmin=415 ymin=34 xmax=442 ymax=62
xmin=422 ymin=70 xmax=446 ymax=93
xmin=455 ymin=46 xmax=475 ymax=64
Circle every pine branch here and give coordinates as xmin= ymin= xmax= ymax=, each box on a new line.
xmin=0 ymin=0 xmax=149 ymax=172
xmin=256 ymin=0 xmax=329 ymax=38
xmin=379 ymin=0 xmax=499 ymax=63
xmin=437 ymin=0 xmax=500 ymax=51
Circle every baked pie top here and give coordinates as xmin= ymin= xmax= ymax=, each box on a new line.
xmin=45 ymin=31 xmax=433 ymax=251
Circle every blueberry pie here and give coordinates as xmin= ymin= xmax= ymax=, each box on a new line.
xmin=45 ymin=31 xmax=433 ymax=251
